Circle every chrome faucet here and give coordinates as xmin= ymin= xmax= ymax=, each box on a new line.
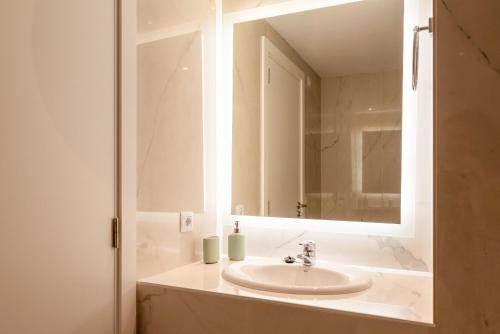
xmin=296 ymin=240 xmax=316 ymax=271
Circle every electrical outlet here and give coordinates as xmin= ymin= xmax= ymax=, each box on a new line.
xmin=180 ymin=211 xmax=194 ymax=232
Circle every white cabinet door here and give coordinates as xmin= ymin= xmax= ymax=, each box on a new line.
xmin=0 ymin=1 xmax=117 ymax=333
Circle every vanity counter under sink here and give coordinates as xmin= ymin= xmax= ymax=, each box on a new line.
xmin=138 ymin=257 xmax=433 ymax=326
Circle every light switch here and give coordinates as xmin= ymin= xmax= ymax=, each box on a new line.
xmin=180 ymin=211 xmax=194 ymax=232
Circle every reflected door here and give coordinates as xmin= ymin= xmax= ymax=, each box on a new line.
xmin=261 ymin=37 xmax=304 ymax=217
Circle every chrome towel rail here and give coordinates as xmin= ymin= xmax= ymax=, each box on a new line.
xmin=412 ymin=17 xmax=433 ymax=91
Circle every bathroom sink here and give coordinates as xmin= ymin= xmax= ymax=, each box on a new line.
xmin=222 ymin=260 xmax=372 ymax=295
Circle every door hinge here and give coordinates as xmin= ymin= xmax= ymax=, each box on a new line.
xmin=112 ymin=217 xmax=120 ymax=249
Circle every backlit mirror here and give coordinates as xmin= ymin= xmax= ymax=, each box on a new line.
xmin=231 ymin=0 xmax=404 ymax=223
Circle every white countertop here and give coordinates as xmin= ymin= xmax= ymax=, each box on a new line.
xmin=138 ymin=257 xmax=433 ymax=326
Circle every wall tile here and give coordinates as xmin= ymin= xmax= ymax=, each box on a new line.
xmin=137 ymin=31 xmax=204 ymax=213
xmin=136 ymin=0 xmax=218 ymax=279
xmin=137 ymin=0 xmax=500 ymax=332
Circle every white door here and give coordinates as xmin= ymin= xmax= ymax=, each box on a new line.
xmin=0 ymin=1 xmax=117 ymax=333
xmin=261 ymin=37 xmax=304 ymax=218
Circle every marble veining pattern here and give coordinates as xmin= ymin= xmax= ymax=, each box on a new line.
xmin=369 ymin=236 xmax=428 ymax=272
xmin=223 ymin=225 xmax=430 ymax=272
xmin=136 ymin=0 xmax=500 ymax=332
xmin=137 ymin=31 xmax=205 ymax=212
xmin=137 ymin=258 xmax=433 ymax=334
xmin=320 ymin=71 xmax=402 ymax=224
xmin=433 ymin=0 xmax=500 ymax=332
xmin=439 ymin=0 xmax=500 ymax=76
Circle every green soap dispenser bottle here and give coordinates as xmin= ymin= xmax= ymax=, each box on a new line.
xmin=228 ymin=221 xmax=245 ymax=261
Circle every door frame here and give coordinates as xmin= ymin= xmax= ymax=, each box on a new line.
xmin=259 ymin=36 xmax=305 ymax=217
xmin=116 ymin=0 xmax=137 ymax=333
xmin=114 ymin=2 xmax=121 ymax=333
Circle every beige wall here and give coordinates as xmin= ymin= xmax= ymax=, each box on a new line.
xmin=136 ymin=0 xmax=218 ymax=280
xmin=433 ymin=0 xmax=500 ymax=331
xmin=321 ymin=71 xmax=402 ymax=223
xmin=137 ymin=31 xmax=204 ymax=213
xmin=231 ymin=19 xmax=322 ymax=218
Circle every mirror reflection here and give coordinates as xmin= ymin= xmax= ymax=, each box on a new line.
xmin=231 ymin=0 xmax=404 ymax=223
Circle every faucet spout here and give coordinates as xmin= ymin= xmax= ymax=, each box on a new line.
xmin=297 ymin=240 xmax=316 ymax=271
xmin=296 ymin=254 xmax=313 ymax=272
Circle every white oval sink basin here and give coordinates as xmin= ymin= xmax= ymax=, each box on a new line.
xmin=222 ymin=260 xmax=372 ymax=295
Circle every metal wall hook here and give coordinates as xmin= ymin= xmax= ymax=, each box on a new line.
xmin=412 ymin=18 xmax=433 ymax=91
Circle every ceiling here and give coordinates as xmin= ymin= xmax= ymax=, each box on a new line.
xmin=266 ymin=0 xmax=404 ymax=77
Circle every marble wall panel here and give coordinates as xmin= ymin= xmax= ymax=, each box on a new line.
xmin=434 ymin=0 xmax=500 ymax=332
xmin=137 ymin=0 xmax=500 ymax=331
xmin=223 ymin=0 xmax=285 ymax=14
xmin=138 ymin=0 xmax=212 ymax=34
xmin=321 ymin=71 xmax=402 ymax=223
xmin=137 ymin=285 xmax=432 ymax=334
xmin=137 ymin=31 xmax=204 ymax=213
xmin=136 ymin=0 xmax=218 ymax=280
xmin=223 ymin=224 xmax=429 ymax=272
xmin=137 ymin=213 xmax=201 ymax=279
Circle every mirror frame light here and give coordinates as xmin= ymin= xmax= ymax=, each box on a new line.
xmin=217 ymin=0 xmax=432 ymax=238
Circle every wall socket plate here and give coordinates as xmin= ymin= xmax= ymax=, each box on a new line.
xmin=180 ymin=211 xmax=194 ymax=232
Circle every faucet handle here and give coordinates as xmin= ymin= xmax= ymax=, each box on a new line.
xmin=299 ymin=240 xmax=316 ymax=252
